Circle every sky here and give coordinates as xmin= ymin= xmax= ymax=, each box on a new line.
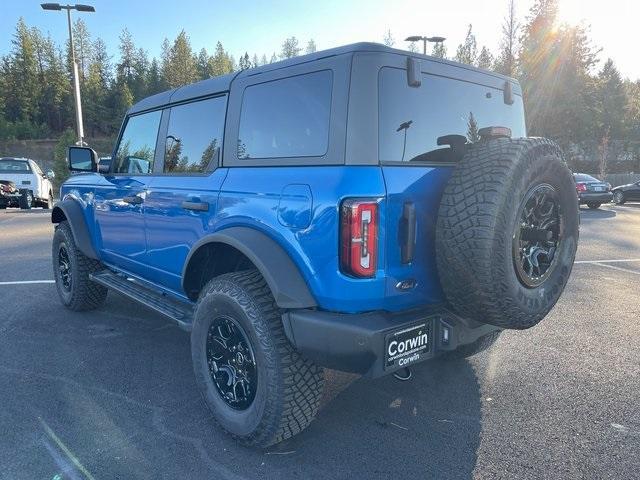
xmin=1 ymin=0 xmax=638 ymax=79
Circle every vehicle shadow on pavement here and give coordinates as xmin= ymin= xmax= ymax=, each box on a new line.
xmin=0 ymin=291 xmax=482 ymax=480
xmin=270 ymin=359 xmax=482 ymax=479
xmin=579 ymin=207 xmax=616 ymax=219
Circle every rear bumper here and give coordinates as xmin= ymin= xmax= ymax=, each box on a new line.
xmin=578 ymin=192 xmax=612 ymax=204
xmin=282 ymin=306 xmax=500 ymax=378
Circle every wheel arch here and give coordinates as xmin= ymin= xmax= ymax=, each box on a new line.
xmin=182 ymin=227 xmax=317 ymax=309
xmin=51 ymin=199 xmax=99 ymax=260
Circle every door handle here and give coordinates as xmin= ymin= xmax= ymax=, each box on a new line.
xmin=123 ymin=195 xmax=144 ymax=205
xmin=181 ymin=201 xmax=209 ymax=212
xmin=400 ymin=202 xmax=416 ymax=264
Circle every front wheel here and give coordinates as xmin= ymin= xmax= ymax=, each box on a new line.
xmin=613 ymin=191 xmax=625 ymax=205
xmin=587 ymin=203 xmax=601 ymax=209
xmin=52 ymin=221 xmax=107 ymax=311
xmin=191 ymin=270 xmax=324 ymax=447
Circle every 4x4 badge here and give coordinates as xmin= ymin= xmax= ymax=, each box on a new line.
xmin=395 ymin=279 xmax=417 ymax=291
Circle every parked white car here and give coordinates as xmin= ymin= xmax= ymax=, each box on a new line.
xmin=0 ymin=157 xmax=55 ymax=209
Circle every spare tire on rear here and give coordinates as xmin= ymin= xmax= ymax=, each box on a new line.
xmin=436 ymin=138 xmax=578 ymax=330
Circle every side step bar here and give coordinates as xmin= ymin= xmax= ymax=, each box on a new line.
xmin=90 ymin=270 xmax=194 ymax=331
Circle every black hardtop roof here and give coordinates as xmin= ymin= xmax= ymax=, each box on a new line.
xmin=129 ymin=42 xmax=519 ymax=115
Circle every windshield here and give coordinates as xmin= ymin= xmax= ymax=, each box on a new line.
xmin=573 ymin=174 xmax=600 ymax=182
xmin=0 ymin=159 xmax=32 ymax=173
xmin=379 ymin=67 xmax=526 ymax=163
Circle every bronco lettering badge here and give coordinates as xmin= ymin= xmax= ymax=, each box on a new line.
xmin=385 ymin=323 xmax=430 ymax=369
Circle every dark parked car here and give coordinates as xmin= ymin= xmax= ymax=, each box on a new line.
xmin=52 ymin=42 xmax=579 ymax=447
xmin=573 ymin=173 xmax=612 ymax=209
xmin=0 ymin=179 xmax=31 ymax=209
xmin=612 ymin=179 xmax=640 ymax=204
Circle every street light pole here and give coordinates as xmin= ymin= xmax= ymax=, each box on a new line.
xmin=41 ymin=3 xmax=95 ymax=146
xmin=66 ymin=7 xmax=84 ymax=145
xmin=404 ymin=35 xmax=447 ymax=55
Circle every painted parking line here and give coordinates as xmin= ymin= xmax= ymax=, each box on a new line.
xmin=588 ymin=263 xmax=640 ymax=276
xmin=0 ymin=280 xmax=55 ymax=285
xmin=574 ymin=259 xmax=640 ymax=264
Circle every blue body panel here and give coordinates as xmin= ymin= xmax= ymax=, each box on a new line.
xmin=61 ymin=164 xmax=452 ymax=313
xmin=59 ymin=43 xmax=525 ymax=315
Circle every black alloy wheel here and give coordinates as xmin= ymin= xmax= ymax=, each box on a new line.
xmin=206 ymin=315 xmax=258 ymax=410
xmin=58 ymin=244 xmax=72 ymax=292
xmin=513 ymin=183 xmax=562 ymax=288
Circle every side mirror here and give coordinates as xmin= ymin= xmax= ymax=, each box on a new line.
xmin=68 ymin=146 xmax=97 ymax=172
xmin=45 ymin=169 xmax=55 ymax=179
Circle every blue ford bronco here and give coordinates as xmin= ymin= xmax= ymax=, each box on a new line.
xmin=52 ymin=43 xmax=579 ymax=447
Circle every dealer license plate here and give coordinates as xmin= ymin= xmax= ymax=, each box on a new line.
xmin=385 ymin=322 xmax=431 ymax=369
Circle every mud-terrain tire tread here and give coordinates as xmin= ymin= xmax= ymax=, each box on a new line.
xmin=436 ymin=137 xmax=578 ymax=330
xmin=52 ymin=221 xmax=107 ymax=311
xmin=192 ymin=270 xmax=324 ymax=448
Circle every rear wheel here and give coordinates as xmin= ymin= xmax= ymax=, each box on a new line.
xmin=191 ymin=270 xmax=324 ymax=447
xmin=587 ymin=203 xmax=601 ymax=209
xmin=613 ymin=191 xmax=625 ymax=205
xmin=19 ymin=190 xmax=32 ymax=210
xmin=52 ymin=221 xmax=107 ymax=311
xmin=436 ymin=138 xmax=579 ymax=330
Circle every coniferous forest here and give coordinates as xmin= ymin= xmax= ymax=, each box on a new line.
xmin=1 ymin=0 xmax=639 ymax=174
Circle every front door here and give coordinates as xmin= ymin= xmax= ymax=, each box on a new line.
xmin=94 ymin=109 xmax=162 ymax=277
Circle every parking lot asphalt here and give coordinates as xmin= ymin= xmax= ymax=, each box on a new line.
xmin=0 ymin=205 xmax=639 ymax=480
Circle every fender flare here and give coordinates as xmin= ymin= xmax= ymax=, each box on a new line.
xmin=182 ymin=227 xmax=317 ymax=309
xmin=51 ymin=199 xmax=99 ymax=260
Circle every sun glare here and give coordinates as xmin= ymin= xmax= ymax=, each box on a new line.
xmin=557 ymin=0 xmax=588 ymax=25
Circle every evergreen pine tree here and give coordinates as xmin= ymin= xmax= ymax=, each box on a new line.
xmin=455 ymin=24 xmax=478 ymax=65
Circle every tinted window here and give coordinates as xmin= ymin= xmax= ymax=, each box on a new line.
xmin=379 ymin=67 xmax=526 ymax=163
xmin=0 ymin=159 xmax=32 ymax=173
xmin=164 ymin=96 xmax=227 ymax=173
xmin=573 ymin=174 xmax=599 ymax=182
xmin=113 ymin=110 xmax=162 ymax=174
xmin=238 ymin=70 xmax=332 ymax=159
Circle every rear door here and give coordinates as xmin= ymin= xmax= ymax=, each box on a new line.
xmin=376 ymin=59 xmax=526 ymax=308
xmin=94 ymin=109 xmax=162 ymax=276
xmin=628 ymin=181 xmax=640 ymax=201
xmin=143 ymin=95 xmax=228 ymax=293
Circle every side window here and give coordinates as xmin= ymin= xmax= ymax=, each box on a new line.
xmin=164 ymin=96 xmax=227 ymax=174
xmin=113 ymin=110 xmax=162 ymax=174
xmin=238 ymin=70 xmax=332 ymax=159
xmin=31 ymin=161 xmax=43 ymax=176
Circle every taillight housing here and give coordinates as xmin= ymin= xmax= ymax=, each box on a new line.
xmin=340 ymin=199 xmax=379 ymax=278
xmin=575 ymin=183 xmax=587 ymax=192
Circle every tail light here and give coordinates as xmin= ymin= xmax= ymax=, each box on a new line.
xmin=340 ymin=199 xmax=379 ymax=278
xmin=576 ymin=183 xmax=587 ymax=192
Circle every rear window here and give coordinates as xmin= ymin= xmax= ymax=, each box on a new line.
xmin=238 ymin=70 xmax=332 ymax=159
xmin=379 ymin=67 xmax=526 ymax=163
xmin=574 ymin=174 xmax=599 ymax=182
xmin=164 ymin=96 xmax=227 ymax=173
xmin=0 ymin=159 xmax=32 ymax=173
